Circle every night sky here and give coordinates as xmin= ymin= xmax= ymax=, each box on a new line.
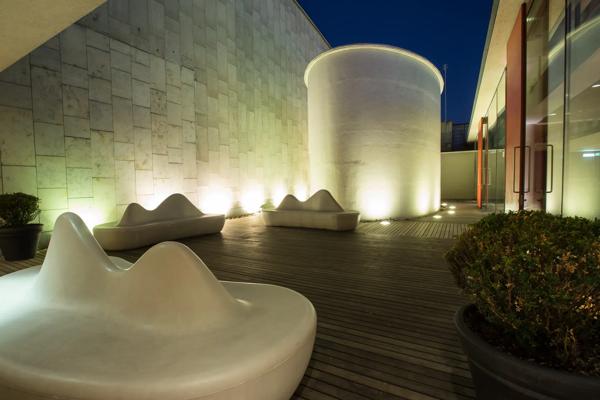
xmin=296 ymin=0 xmax=494 ymax=124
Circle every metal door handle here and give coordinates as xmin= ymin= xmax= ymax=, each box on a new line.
xmin=546 ymin=144 xmax=554 ymax=193
xmin=512 ymin=146 xmax=520 ymax=193
xmin=512 ymin=146 xmax=531 ymax=193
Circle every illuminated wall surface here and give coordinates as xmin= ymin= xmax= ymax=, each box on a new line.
xmin=0 ymin=0 xmax=327 ymax=231
xmin=305 ymin=45 xmax=444 ymax=220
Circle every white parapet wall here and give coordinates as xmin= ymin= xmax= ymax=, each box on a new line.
xmin=304 ymin=44 xmax=444 ymax=220
xmin=440 ymin=149 xmax=505 ymax=202
xmin=441 ymin=151 xmax=477 ymax=200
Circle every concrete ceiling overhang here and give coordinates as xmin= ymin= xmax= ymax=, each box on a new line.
xmin=0 ymin=0 xmax=105 ymax=72
xmin=468 ymin=0 xmax=525 ymax=142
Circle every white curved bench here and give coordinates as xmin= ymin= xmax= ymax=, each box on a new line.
xmin=94 ymin=193 xmax=225 ymax=250
xmin=0 ymin=213 xmax=316 ymax=400
xmin=262 ymin=190 xmax=360 ymax=231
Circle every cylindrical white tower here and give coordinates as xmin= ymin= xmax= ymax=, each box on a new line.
xmin=305 ymin=44 xmax=444 ymax=220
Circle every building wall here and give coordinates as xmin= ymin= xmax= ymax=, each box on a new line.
xmin=441 ymin=149 xmax=504 ymax=202
xmin=451 ymin=123 xmax=471 ymax=151
xmin=441 ymin=151 xmax=476 ymax=200
xmin=441 ymin=121 xmax=452 ymax=152
xmin=0 ymin=0 xmax=328 ymax=232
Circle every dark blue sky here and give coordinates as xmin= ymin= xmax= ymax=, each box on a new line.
xmin=297 ymin=0 xmax=493 ymax=123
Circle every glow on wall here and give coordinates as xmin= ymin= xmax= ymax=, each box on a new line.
xmin=304 ymin=44 xmax=444 ymax=219
xmin=0 ymin=0 xmax=325 ymax=232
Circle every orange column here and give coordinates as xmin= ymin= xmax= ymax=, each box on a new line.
xmin=505 ymin=3 xmax=527 ymax=211
xmin=477 ymin=117 xmax=486 ymax=208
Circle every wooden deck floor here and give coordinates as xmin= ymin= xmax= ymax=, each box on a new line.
xmin=358 ymin=220 xmax=470 ymax=239
xmin=0 ymin=212 xmax=479 ymax=400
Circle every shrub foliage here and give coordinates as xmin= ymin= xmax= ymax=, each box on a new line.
xmin=446 ymin=211 xmax=600 ymax=376
xmin=0 ymin=193 xmax=41 ymax=227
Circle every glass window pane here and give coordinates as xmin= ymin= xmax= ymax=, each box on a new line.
xmin=493 ymin=72 xmax=507 ymax=211
xmin=563 ymin=0 xmax=600 ymax=218
xmin=525 ymin=0 xmax=566 ymax=212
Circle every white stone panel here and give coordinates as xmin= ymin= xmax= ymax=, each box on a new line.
xmin=89 ymin=101 xmax=113 ymax=131
xmin=36 ymin=156 xmax=66 ymax=189
xmin=132 ymin=105 xmax=151 ymax=128
xmin=111 ymin=69 xmax=132 ymax=99
xmin=34 ymin=122 xmax=65 ymax=156
xmin=0 ymin=106 xmax=35 ymax=165
xmin=31 ymin=67 xmax=62 ymax=124
xmin=91 ymin=130 xmax=115 ymax=177
xmin=112 ymin=97 xmax=133 ymax=143
xmin=87 ymin=47 xmax=111 ymax=80
xmin=115 ymin=160 xmax=135 ymax=204
xmin=2 ymin=166 xmax=37 ymax=195
xmin=65 ymin=137 xmax=91 ymax=168
xmin=60 ymin=25 xmax=87 ymax=68
xmin=38 ymin=187 xmax=68 ymax=210
xmin=64 ymin=117 xmax=91 ymax=139
xmin=67 ymin=167 xmax=93 ymax=198
xmin=89 ymin=77 xmax=112 ymax=103
xmin=0 ymin=81 xmax=32 ymax=109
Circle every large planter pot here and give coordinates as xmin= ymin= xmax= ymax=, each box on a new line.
xmin=455 ymin=304 xmax=600 ymax=400
xmin=0 ymin=224 xmax=42 ymax=261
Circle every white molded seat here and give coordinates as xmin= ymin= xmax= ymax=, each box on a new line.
xmin=262 ymin=189 xmax=360 ymax=231
xmin=93 ymin=193 xmax=225 ymax=250
xmin=0 ymin=213 xmax=316 ymax=400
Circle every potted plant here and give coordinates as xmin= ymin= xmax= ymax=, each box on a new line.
xmin=0 ymin=192 xmax=42 ymax=261
xmin=446 ymin=211 xmax=600 ymax=400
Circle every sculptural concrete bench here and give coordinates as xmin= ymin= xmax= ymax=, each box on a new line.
xmin=262 ymin=189 xmax=360 ymax=231
xmin=0 ymin=212 xmax=316 ymax=400
xmin=94 ymin=193 xmax=225 ymax=250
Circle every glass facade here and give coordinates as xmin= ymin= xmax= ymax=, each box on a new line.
xmin=484 ymin=0 xmax=599 ymax=218
xmin=524 ymin=0 xmax=565 ymax=212
xmin=562 ymin=0 xmax=600 ymax=218
xmin=527 ymin=0 xmax=600 ymax=218
xmin=482 ymin=72 xmax=506 ymax=212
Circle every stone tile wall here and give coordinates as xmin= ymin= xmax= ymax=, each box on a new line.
xmin=0 ymin=0 xmax=328 ymax=231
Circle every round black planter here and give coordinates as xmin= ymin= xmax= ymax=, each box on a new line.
xmin=455 ymin=304 xmax=600 ymax=400
xmin=0 ymin=224 xmax=43 ymax=261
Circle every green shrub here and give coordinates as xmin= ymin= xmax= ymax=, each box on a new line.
xmin=446 ymin=211 xmax=600 ymax=376
xmin=0 ymin=193 xmax=41 ymax=227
